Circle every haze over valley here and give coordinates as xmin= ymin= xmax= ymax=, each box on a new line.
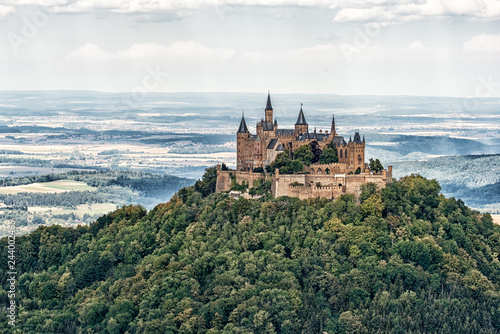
xmin=0 ymin=90 xmax=498 ymax=235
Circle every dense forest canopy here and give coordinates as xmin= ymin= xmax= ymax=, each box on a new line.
xmin=1 ymin=171 xmax=499 ymax=333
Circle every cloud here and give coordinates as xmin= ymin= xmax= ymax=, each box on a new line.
xmin=331 ymin=0 xmax=500 ymax=25
xmin=66 ymin=41 xmax=236 ymax=61
xmin=463 ymin=33 xmax=500 ymax=52
xmin=0 ymin=5 xmax=16 ymax=19
xmin=5 ymin=0 xmax=500 ymax=24
xmin=408 ymin=41 xmax=425 ymax=48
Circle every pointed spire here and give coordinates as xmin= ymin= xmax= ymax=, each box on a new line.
xmin=332 ymin=113 xmax=335 ymax=124
xmin=265 ymin=91 xmax=273 ymax=110
xmin=353 ymin=130 xmax=362 ymax=143
xmin=362 ymin=135 xmax=365 ymax=142
xmin=349 ymin=135 xmax=352 ymax=142
xmin=237 ymin=112 xmax=249 ymax=133
xmin=295 ymin=103 xmax=307 ymax=125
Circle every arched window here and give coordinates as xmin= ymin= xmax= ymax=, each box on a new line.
xmin=345 ymin=149 xmax=347 ymax=158
xmin=339 ymin=150 xmax=342 ymax=158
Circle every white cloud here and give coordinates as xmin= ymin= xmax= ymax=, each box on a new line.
xmin=0 ymin=5 xmax=16 ymax=19
xmin=2 ymin=0 xmax=67 ymax=5
xmin=463 ymin=32 xmax=500 ymax=52
xmin=332 ymin=0 xmax=500 ymax=25
xmin=409 ymin=41 xmax=425 ymax=48
xmin=5 ymin=0 xmax=500 ymax=24
xmin=66 ymin=41 xmax=236 ymax=61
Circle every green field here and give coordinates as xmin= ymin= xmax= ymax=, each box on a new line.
xmin=0 ymin=180 xmax=96 ymax=194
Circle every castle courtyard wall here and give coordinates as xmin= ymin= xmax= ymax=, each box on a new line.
xmin=217 ymin=164 xmax=392 ymax=200
xmin=216 ymin=167 xmax=271 ymax=193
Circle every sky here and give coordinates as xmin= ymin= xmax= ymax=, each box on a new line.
xmin=1 ymin=0 xmax=500 ymax=96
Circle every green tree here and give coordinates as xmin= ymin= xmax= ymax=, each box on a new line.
xmin=369 ymin=158 xmax=383 ymax=173
xmin=194 ymin=166 xmax=218 ymax=197
xmin=293 ymin=145 xmax=314 ymax=165
xmin=269 ymin=150 xmax=303 ymax=174
xmin=319 ymin=147 xmax=338 ymax=164
xmin=359 ymin=182 xmax=378 ymax=203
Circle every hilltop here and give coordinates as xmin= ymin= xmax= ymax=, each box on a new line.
xmin=0 ymin=169 xmax=499 ymax=333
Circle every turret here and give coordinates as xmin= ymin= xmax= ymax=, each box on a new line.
xmin=265 ymin=91 xmax=273 ymax=123
xmin=237 ymin=113 xmax=249 ymax=134
xmin=237 ymin=113 xmax=251 ymax=171
xmin=295 ymin=104 xmax=308 ymax=134
xmin=347 ymin=130 xmax=366 ymax=173
xmin=331 ymin=114 xmax=337 ymax=136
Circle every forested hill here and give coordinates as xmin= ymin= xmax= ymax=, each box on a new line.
xmin=1 ymin=172 xmax=500 ymax=333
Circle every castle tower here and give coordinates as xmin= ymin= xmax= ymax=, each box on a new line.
xmin=348 ymin=130 xmax=366 ymax=173
xmin=265 ymin=91 xmax=273 ymax=123
xmin=237 ymin=113 xmax=250 ymax=171
xmin=331 ymin=114 xmax=337 ymax=137
xmin=295 ymin=104 xmax=308 ymax=134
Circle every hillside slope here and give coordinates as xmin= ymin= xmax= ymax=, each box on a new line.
xmin=1 ymin=173 xmax=499 ymax=333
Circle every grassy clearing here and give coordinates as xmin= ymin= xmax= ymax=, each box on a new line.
xmin=0 ymin=180 xmax=96 ymax=194
xmin=28 ymin=203 xmax=117 ymax=216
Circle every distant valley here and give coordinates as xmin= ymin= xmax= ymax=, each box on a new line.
xmin=0 ymin=91 xmax=498 ymax=234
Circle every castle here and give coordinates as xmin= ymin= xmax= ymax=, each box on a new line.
xmin=216 ymin=93 xmax=392 ymax=200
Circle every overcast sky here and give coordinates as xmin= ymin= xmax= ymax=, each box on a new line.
xmin=1 ymin=0 xmax=500 ymax=96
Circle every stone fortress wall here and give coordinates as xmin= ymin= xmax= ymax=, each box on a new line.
xmin=216 ymin=164 xmax=392 ymax=200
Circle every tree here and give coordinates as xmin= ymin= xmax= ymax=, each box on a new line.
xmin=269 ymin=150 xmax=303 ymax=174
xmin=293 ymin=145 xmax=314 ymax=165
xmin=360 ymin=193 xmax=384 ymax=218
xmin=194 ymin=166 xmax=218 ymax=197
xmin=319 ymin=147 xmax=338 ymax=164
xmin=309 ymin=140 xmax=322 ymax=163
xmin=360 ymin=182 xmax=378 ymax=203
xmin=369 ymin=158 xmax=383 ymax=173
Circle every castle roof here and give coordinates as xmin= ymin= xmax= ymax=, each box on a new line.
xmin=331 ymin=136 xmax=347 ymax=145
xmin=353 ymin=130 xmax=362 ymax=144
xmin=237 ymin=114 xmax=249 ymax=133
xmin=295 ymin=105 xmax=307 ymax=125
xmin=266 ymin=92 xmax=273 ymax=110
xmin=276 ymin=143 xmax=284 ymax=151
xmin=267 ymin=138 xmax=278 ymax=149
xmin=275 ymin=129 xmax=295 ymax=136
xmin=296 ymin=132 xmax=328 ymax=141
xmin=260 ymin=121 xmax=274 ymax=131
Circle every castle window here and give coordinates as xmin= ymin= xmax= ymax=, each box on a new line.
xmin=339 ymin=150 xmax=342 ymax=158
xmin=345 ymin=149 xmax=347 ymax=157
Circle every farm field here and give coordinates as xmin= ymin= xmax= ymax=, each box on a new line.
xmin=28 ymin=203 xmax=117 ymax=215
xmin=0 ymin=180 xmax=96 ymax=194
xmin=0 ymin=170 xmax=193 ymax=236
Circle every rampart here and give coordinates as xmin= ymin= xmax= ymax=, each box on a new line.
xmin=216 ymin=164 xmax=392 ymax=200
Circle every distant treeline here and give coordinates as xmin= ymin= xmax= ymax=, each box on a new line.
xmin=0 ymin=191 xmax=104 ymax=209
xmin=0 ymin=149 xmax=24 ymax=155
xmin=0 ymin=170 xmax=194 ymax=210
